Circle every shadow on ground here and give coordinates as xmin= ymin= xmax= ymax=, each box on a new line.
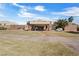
xmin=66 ymin=31 xmax=79 ymax=34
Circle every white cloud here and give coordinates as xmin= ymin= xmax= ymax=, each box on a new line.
xmin=17 ymin=6 xmax=36 ymax=18
xmin=18 ymin=8 xmax=49 ymax=20
xmin=12 ymin=3 xmax=31 ymax=10
xmin=35 ymin=5 xmax=45 ymax=11
xmin=18 ymin=8 xmax=50 ymax=21
xmin=12 ymin=3 xmax=25 ymax=8
xmin=52 ymin=7 xmax=79 ymax=16
xmin=13 ymin=3 xmax=35 ymax=18
xmin=13 ymin=3 xmax=34 ymax=18
xmin=17 ymin=5 xmax=54 ymax=21
xmin=13 ymin=4 xmax=46 ymax=19
xmin=18 ymin=12 xmax=36 ymax=18
xmin=17 ymin=4 xmax=49 ymax=21
xmin=12 ymin=3 xmax=45 ymax=12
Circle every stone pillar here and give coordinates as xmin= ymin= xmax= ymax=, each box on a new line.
xmin=49 ymin=21 xmax=52 ymax=31
xmin=44 ymin=25 xmax=46 ymax=31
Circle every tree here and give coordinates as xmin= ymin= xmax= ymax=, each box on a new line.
xmin=68 ymin=16 xmax=74 ymax=22
xmin=53 ymin=19 xmax=68 ymax=30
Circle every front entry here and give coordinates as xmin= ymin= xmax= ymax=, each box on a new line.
xmin=32 ymin=25 xmax=44 ymax=31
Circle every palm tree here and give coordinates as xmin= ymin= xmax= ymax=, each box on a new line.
xmin=68 ymin=16 xmax=74 ymax=22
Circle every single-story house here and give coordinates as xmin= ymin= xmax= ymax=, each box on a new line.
xmin=25 ymin=20 xmax=53 ymax=31
xmin=26 ymin=20 xmax=78 ymax=32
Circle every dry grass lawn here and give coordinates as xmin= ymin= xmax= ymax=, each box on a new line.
xmin=50 ymin=31 xmax=79 ymax=39
xmin=0 ymin=30 xmax=78 ymax=56
xmin=0 ymin=39 xmax=77 ymax=56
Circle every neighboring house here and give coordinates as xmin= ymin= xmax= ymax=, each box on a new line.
xmin=25 ymin=20 xmax=53 ymax=31
xmin=8 ymin=25 xmax=25 ymax=30
xmin=0 ymin=21 xmax=18 ymax=30
xmin=0 ymin=21 xmax=25 ymax=30
xmin=64 ymin=22 xmax=77 ymax=32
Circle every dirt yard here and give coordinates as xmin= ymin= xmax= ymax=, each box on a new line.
xmin=0 ymin=30 xmax=79 ymax=56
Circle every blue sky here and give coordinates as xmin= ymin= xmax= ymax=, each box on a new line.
xmin=0 ymin=3 xmax=79 ymax=24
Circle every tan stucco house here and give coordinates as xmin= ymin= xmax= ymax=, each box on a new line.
xmin=25 ymin=20 xmax=53 ymax=31
xmin=25 ymin=20 xmax=78 ymax=32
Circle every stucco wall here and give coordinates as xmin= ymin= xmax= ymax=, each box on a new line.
xmin=64 ymin=23 xmax=77 ymax=32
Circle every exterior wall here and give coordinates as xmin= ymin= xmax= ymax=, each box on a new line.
xmin=64 ymin=23 xmax=77 ymax=32
xmin=24 ymin=25 xmax=29 ymax=31
xmin=49 ymin=21 xmax=52 ymax=31
xmin=27 ymin=25 xmax=32 ymax=31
